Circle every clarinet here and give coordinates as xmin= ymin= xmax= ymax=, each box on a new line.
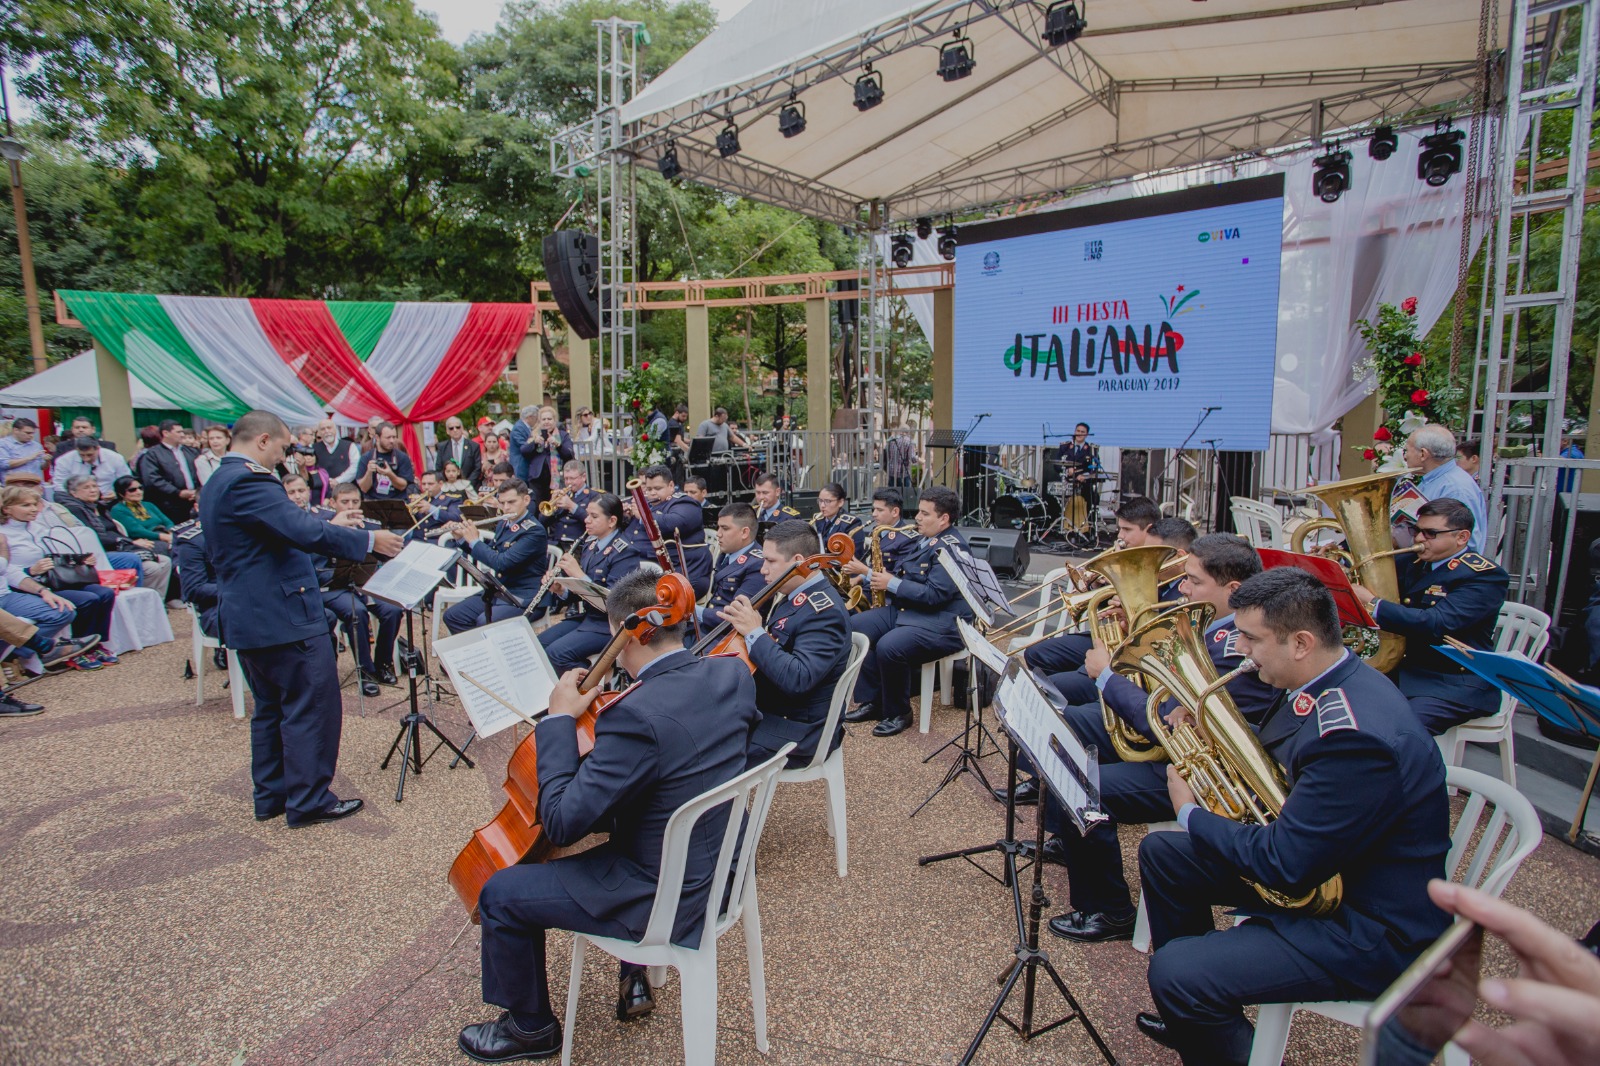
xmin=524 ymin=533 xmax=592 ymax=617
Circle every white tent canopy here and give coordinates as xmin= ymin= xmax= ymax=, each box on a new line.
xmin=619 ymin=0 xmax=1500 ymax=222
xmin=0 ymin=351 xmax=175 ymax=411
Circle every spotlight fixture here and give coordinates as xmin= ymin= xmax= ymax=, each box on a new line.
xmin=1417 ymin=125 xmax=1464 ymax=187
xmin=715 ymin=120 xmax=741 ymax=158
xmin=1368 ymin=125 xmax=1398 ymax=161
xmin=1042 ymin=1 xmax=1086 ymax=47
xmin=936 ymin=224 xmax=958 ymax=261
xmin=854 ymin=65 xmax=884 ymax=112
xmin=915 ymin=216 xmax=934 ymax=240
xmin=1312 ymin=145 xmax=1352 ymax=203
xmin=938 ymin=31 xmax=976 ymax=82
xmin=890 ymin=232 xmax=915 ymax=268
xmin=657 ymin=142 xmax=682 ymax=180
xmin=778 ymin=96 xmax=807 ymax=139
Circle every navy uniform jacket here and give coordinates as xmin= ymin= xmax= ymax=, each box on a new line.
xmin=1099 ymin=612 xmax=1280 ymax=737
xmin=557 ymin=534 xmax=646 ymax=633
xmin=756 ymin=502 xmax=802 ymax=526
xmin=172 ymin=520 xmax=220 ymax=637
xmin=541 ymin=486 xmax=597 ymax=545
xmin=1185 ymin=653 xmax=1450 ymax=979
xmin=407 ymin=495 xmax=462 ymax=543
xmin=747 ymin=576 xmax=852 ymax=762
xmin=199 ymin=454 xmax=370 ymax=650
xmin=811 ymin=511 xmax=864 ymax=543
xmin=535 ymin=651 xmax=760 ymax=942
xmin=888 ymin=528 xmax=974 ymax=631
xmin=313 ymin=510 xmax=383 ymax=589
xmin=629 ymin=493 xmax=712 ymax=595
xmin=704 ymin=542 xmax=766 ymax=626
xmin=853 ymin=523 xmax=920 ymax=595
xmin=1377 ymin=549 xmax=1509 ymax=712
xmin=306 ymin=504 xmax=337 ymax=522
xmin=466 ymin=511 xmax=549 ymax=603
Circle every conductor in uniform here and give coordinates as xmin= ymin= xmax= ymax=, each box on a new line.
xmin=722 ymin=519 xmax=852 ymax=769
xmin=843 ymin=486 xmax=972 ymax=737
xmin=200 ymin=410 xmax=404 ymax=826
xmin=1136 ymin=568 xmax=1449 ymax=1065
xmin=458 ymin=570 xmax=761 ymax=1061
xmin=1350 ymin=497 xmax=1510 ymax=734
xmin=698 ymin=502 xmax=765 ymax=628
xmin=443 ymin=478 xmax=549 ymax=633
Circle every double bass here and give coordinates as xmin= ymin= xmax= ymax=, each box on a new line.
xmin=689 ymin=532 xmax=855 ymax=670
xmin=447 ymin=572 xmax=697 ymax=920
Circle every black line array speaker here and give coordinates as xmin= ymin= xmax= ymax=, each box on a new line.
xmin=541 ymin=230 xmax=600 ymax=340
xmin=958 ymin=526 xmax=1029 ymax=579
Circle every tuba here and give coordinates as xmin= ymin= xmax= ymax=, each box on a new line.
xmin=1079 ymin=543 xmax=1183 ymax=763
xmin=1290 ymin=469 xmax=1420 ymax=674
xmin=1120 ymin=602 xmax=1343 ymax=915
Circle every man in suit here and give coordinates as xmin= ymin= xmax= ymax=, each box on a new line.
xmin=1351 ymin=497 xmax=1510 ymax=734
xmin=135 ymin=418 xmax=201 ymax=521
xmin=751 ymin=473 xmax=801 ymax=533
xmin=508 ymin=405 xmax=538 ymax=481
xmin=52 ymin=415 xmax=117 ymax=457
xmin=200 ymin=411 xmax=404 ymax=826
xmin=459 ymin=570 xmax=761 ymax=1062
xmin=698 ymin=502 xmax=766 ymax=629
xmin=844 ymin=486 xmax=973 ymax=738
xmin=724 ymin=519 xmax=852 ymax=769
xmin=539 ymin=460 xmax=597 ymax=550
xmin=626 ymin=464 xmax=712 ymax=597
xmin=320 ymin=482 xmax=405 ymax=692
xmin=435 ymin=417 xmax=482 ymax=488
xmin=1135 ymin=567 xmax=1449 ymax=1065
xmin=443 ymin=479 xmax=550 ymax=633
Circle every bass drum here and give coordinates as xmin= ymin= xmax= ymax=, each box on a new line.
xmin=991 ymin=491 xmax=1060 ymax=531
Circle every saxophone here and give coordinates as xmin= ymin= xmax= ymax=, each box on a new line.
xmin=867 ymin=523 xmax=896 ymax=609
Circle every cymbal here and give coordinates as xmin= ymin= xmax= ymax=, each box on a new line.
xmin=980 ymin=463 xmax=1014 ymax=475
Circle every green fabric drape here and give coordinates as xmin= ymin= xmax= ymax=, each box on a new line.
xmin=327 ymin=301 xmax=395 ymax=362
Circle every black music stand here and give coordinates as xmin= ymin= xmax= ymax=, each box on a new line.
xmin=362 ymin=498 xmax=415 ymax=530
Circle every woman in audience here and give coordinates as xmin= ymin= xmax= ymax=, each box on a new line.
xmin=53 ymin=475 xmax=176 ymax=598
xmin=108 ymin=476 xmax=175 ymax=549
xmin=0 ymin=486 xmax=117 ymax=661
xmin=479 ymin=433 xmax=506 ymax=485
xmin=194 ymin=426 xmax=231 ymax=484
xmin=439 ymin=459 xmax=478 ymax=502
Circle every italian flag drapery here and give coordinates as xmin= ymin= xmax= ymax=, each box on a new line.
xmin=59 ymin=291 xmax=533 ymax=467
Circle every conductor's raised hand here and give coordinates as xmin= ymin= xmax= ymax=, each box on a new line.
xmin=372 ymin=530 xmax=405 ymax=557
xmin=547 ymin=668 xmax=590 ymax=718
xmin=331 ymin=508 xmax=365 ymax=529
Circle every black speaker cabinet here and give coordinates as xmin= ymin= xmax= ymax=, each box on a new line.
xmin=541 ymin=230 xmax=600 ymax=340
xmin=958 ymin=526 xmax=1030 ymax=579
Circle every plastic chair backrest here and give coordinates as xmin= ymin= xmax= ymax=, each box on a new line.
xmin=1022 ymin=568 xmax=1072 ymax=641
xmin=1229 ymin=497 xmax=1285 ymax=549
xmin=1442 ymin=765 xmax=1542 ymax=897
xmin=791 ymin=633 xmax=869 ymax=775
xmin=636 ymin=744 xmax=794 ymax=954
xmin=1492 ymin=601 xmax=1551 ymax=659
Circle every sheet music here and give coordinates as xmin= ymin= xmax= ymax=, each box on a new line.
xmin=434 ymin=617 xmax=556 ymax=738
xmin=558 ymin=575 xmax=610 ymax=613
xmin=994 ymin=661 xmax=1106 ymax=833
xmin=362 ymin=540 xmax=459 ymax=609
xmin=958 ymin=617 xmax=1009 ymax=676
xmin=938 ymin=548 xmax=1008 ymax=627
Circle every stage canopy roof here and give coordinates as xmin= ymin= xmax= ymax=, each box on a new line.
xmin=616 ymin=0 xmax=1503 ymax=223
xmin=0 ymin=351 xmax=172 ymax=411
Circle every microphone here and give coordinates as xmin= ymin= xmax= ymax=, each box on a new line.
xmin=1202 ymin=405 xmax=1221 ymax=412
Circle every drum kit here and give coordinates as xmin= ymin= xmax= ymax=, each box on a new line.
xmin=982 ymin=459 xmax=1113 ymax=549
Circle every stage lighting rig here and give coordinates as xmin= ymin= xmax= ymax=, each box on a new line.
xmin=778 ymin=96 xmax=807 ymax=138
xmin=1418 ymin=124 xmax=1464 ymax=187
xmin=939 ymin=30 xmax=976 ymax=82
xmin=854 ymin=65 xmax=884 ymax=111
xmin=1312 ymin=144 xmax=1351 ymax=203
xmin=915 ymin=217 xmax=934 ymax=240
xmin=1368 ymin=125 xmax=1398 ymax=161
xmin=936 ymin=224 xmax=958 ymax=261
xmin=657 ymin=142 xmax=682 ymax=180
xmin=890 ymin=232 xmax=915 ymax=267
xmin=716 ymin=120 xmax=741 ymax=158
xmin=1043 ymin=2 xmax=1086 ymax=47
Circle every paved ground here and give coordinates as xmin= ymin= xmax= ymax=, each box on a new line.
xmin=3 ymin=611 xmax=1598 ymax=1066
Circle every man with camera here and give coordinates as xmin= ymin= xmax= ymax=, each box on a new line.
xmin=354 ymin=422 xmax=414 ymax=501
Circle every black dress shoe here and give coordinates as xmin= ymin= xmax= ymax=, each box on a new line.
xmin=458 ymin=1012 xmax=562 ymax=1063
xmin=359 ymin=676 xmax=381 ymax=697
xmin=992 ymin=779 xmax=1040 ymax=806
xmin=872 ymin=714 xmax=912 ymax=737
xmin=1047 ymin=909 xmax=1136 ymax=943
xmin=616 ymin=967 xmax=655 ymax=1021
xmin=378 ymin=666 xmax=399 ymax=685
xmin=254 ymin=808 xmax=285 ymax=822
xmin=288 ymin=798 xmax=364 ymax=827
xmin=1135 ymin=1011 xmax=1177 ymax=1050
xmin=843 ymin=703 xmax=882 ymax=723
xmin=1017 ymin=836 xmax=1068 ymax=866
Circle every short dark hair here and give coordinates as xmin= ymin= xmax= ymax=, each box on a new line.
xmin=11 ymin=417 xmax=35 ymax=430
xmin=754 ymin=472 xmax=781 ymax=490
xmin=819 ymin=481 xmax=846 ymax=502
xmin=1189 ymin=533 xmax=1261 ymax=586
xmin=1456 ymin=438 xmax=1481 ymax=460
xmin=1228 ymin=568 xmax=1342 ymax=649
xmin=674 ymin=403 xmax=689 ymax=417
xmin=282 ymin=474 xmax=308 ymax=490
xmin=765 ymin=518 xmax=820 ymax=560
xmin=919 ymin=486 xmax=960 ymax=523
xmin=497 ymin=478 xmax=530 ymax=498
xmin=72 ymin=416 xmax=94 ymax=427
xmin=641 ymin=463 xmax=676 ymax=485
xmin=332 ymin=481 xmax=362 ymax=500
xmin=1115 ymin=496 xmax=1162 ymax=530
xmin=113 ymin=475 xmax=141 ymax=497
xmin=713 ymin=406 xmax=728 ymax=417
xmin=490 ymin=460 xmax=514 ymax=477
xmin=74 ymin=436 xmax=99 ymax=452
xmin=233 ymin=410 xmax=289 ymax=442
xmin=718 ymin=502 xmax=756 ymax=530
xmin=606 ymin=569 xmax=686 ymax=644
xmin=374 ymin=421 xmax=397 ymax=436
xmin=871 ymin=486 xmax=904 ymax=514
xmin=159 ymin=419 xmax=182 ymax=433
xmin=686 ymin=476 xmax=707 ymax=492
xmin=1151 ymin=516 xmax=1197 ymax=550
xmin=1076 ymin=422 xmax=1090 ymax=433
xmin=1417 ymin=497 xmax=1474 ymax=532
xmin=590 ymin=492 xmax=625 ymax=528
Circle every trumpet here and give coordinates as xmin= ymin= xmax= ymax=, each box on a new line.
xmin=538 ymin=488 xmax=572 ymax=518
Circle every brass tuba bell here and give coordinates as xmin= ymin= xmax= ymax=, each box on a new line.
xmin=1078 ymin=543 xmax=1182 ymax=763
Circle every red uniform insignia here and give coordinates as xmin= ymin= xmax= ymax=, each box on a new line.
xmin=1213 ymin=629 xmax=1225 ymax=643
xmin=1292 ymin=692 xmax=1316 ymax=716
xmin=1448 ymin=559 xmax=1458 ymax=570
xmin=792 ymin=593 xmax=806 ymax=606
xmin=735 ymin=553 xmax=747 ymax=564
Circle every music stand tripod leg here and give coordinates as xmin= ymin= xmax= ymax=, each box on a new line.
xmin=380 ymin=610 xmax=474 ymax=802
xmin=912 ymin=658 xmax=998 ymax=817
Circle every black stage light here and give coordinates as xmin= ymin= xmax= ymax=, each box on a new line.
xmin=890 ymin=232 xmax=915 ymax=267
xmin=936 ymin=224 xmax=958 ymax=261
xmin=1043 ymin=1 xmax=1087 ymax=47
xmin=1312 ymin=146 xmax=1352 ymax=203
xmin=1418 ymin=127 xmax=1464 ymax=187
xmin=657 ymin=142 xmax=681 ymax=179
xmin=778 ymin=98 xmax=807 ymax=139
xmin=854 ymin=66 xmax=884 ymax=111
xmin=716 ymin=120 xmax=741 ymax=158
xmin=1368 ymin=125 xmax=1399 ymax=161
xmin=915 ymin=216 xmax=934 ymax=240
xmin=938 ymin=33 xmax=976 ymax=82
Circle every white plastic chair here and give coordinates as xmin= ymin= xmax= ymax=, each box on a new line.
xmin=188 ymin=605 xmax=247 ymax=720
xmin=1005 ymin=567 xmax=1074 ymax=652
xmin=429 ymin=541 xmax=483 ymax=649
xmin=1436 ymin=601 xmax=1552 ymax=787
xmin=1245 ymin=765 xmax=1543 ymax=1066
xmin=777 ymin=633 xmax=868 ymax=877
xmin=918 ymin=651 xmax=964 ymax=734
xmin=562 ymin=744 xmax=794 ymax=1066
xmin=45 ymin=524 xmax=174 ymax=654
xmin=1229 ymin=497 xmax=1286 ymax=549
xmin=1131 ymin=820 xmax=1182 ymax=954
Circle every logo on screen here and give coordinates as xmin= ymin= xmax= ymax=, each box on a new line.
xmin=1198 ymin=227 xmax=1241 ymax=243
xmin=982 ymin=251 xmax=1001 ymax=272
xmin=1002 ymin=288 xmax=1195 ymax=388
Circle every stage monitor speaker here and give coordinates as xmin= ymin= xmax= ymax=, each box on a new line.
xmin=541 ymin=230 xmax=600 ymax=339
xmin=835 ymin=277 xmax=859 ymax=327
xmin=790 ymin=489 xmax=821 ymax=515
xmin=958 ymin=526 xmax=1029 ymax=579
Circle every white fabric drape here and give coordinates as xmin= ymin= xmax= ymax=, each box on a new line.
xmin=363 ymin=302 xmax=471 ymax=412
xmin=158 ymin=296 xmax=330 ymax=425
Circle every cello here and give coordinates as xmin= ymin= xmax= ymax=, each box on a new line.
xmin=448 ymin=572 xmax=697 ymax=920
xmin=689 ymin=531 xmax=855 ymax=670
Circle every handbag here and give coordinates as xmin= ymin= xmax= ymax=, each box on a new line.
xmin=38 ymin=530 xmax=99 ymax=592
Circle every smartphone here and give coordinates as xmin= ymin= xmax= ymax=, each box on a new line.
xmin=1360 ymin=919 xmax=1484 ymax=1066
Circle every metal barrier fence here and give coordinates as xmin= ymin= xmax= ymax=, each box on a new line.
xmin=1488 ymin=456 xmax=1600 ymax=614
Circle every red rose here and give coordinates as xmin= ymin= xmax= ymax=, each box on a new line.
xmin=1363 ymin=448 xmax=1377 ymax=460
xmin=632 ymin=399 xmax=641 ymax=409
xmin=1404 ymin=352 xmax=1424 ymax=367
xmin=1373 ymin=426 xmax=1392 ymax=442
xmin=1411 ymin=389 xmax=1429 ymax=404
xmin=641 ymin=361 xmax=650 ymax=370
xmin=1401 ymin=297 xmax=1418 ymax=314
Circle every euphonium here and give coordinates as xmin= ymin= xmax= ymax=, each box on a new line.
xmin=1081 ymin=543 xmax=1182 ymax=762
xmin=1124 ymin=602 xmax=1343 ymax=915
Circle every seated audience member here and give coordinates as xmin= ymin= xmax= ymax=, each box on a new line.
xmin=439 ymin=459 xmax=478 ymax=502
xmin=0 ymin=417 xmax=48 ymax=487
xmin=108 ymin=476 xmax=176 ymax=549
xmin=50 ymin=475 xmax=175 ymax=600
xmin=0 ymin=487 xmax=117 ymax=663
xmin=0 ymin=602 xmax=98 ymax=714
xmin=1403 ymin=423 xmax=1487 ymax=553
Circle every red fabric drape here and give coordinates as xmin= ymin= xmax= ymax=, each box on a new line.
xmin=406 ymin=304 xmax=533 ymax=461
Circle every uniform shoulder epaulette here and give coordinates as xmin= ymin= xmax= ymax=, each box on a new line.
xmin=806 ymin=590 xmax=834 ymax=613
xmin=1212 ymin=626 xmax=1241 ymax=659
xmin=244 ymin=459 xmax=273 ymax=476
xmin=1314 ymin=687 xmax=1359 ymax=737
xmin=174 ymin=521 xmax=203 ymax=540
xmin=940 ymin=532 xmax=963 ymax=547
xmin=1455 ymin=552 xmax=1495 ymax=573
xmin=747 ymin=544 xmax=764 ymax=558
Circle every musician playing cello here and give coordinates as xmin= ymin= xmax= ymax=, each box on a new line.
xmin=458 ymin=570 xmax=761 ymax=1062
xmin=538 ymin=493 xmax=645 ymax=676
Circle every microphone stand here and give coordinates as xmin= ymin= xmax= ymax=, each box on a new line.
xmin=1160 ymin=406 xmax=1219 ymax=512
